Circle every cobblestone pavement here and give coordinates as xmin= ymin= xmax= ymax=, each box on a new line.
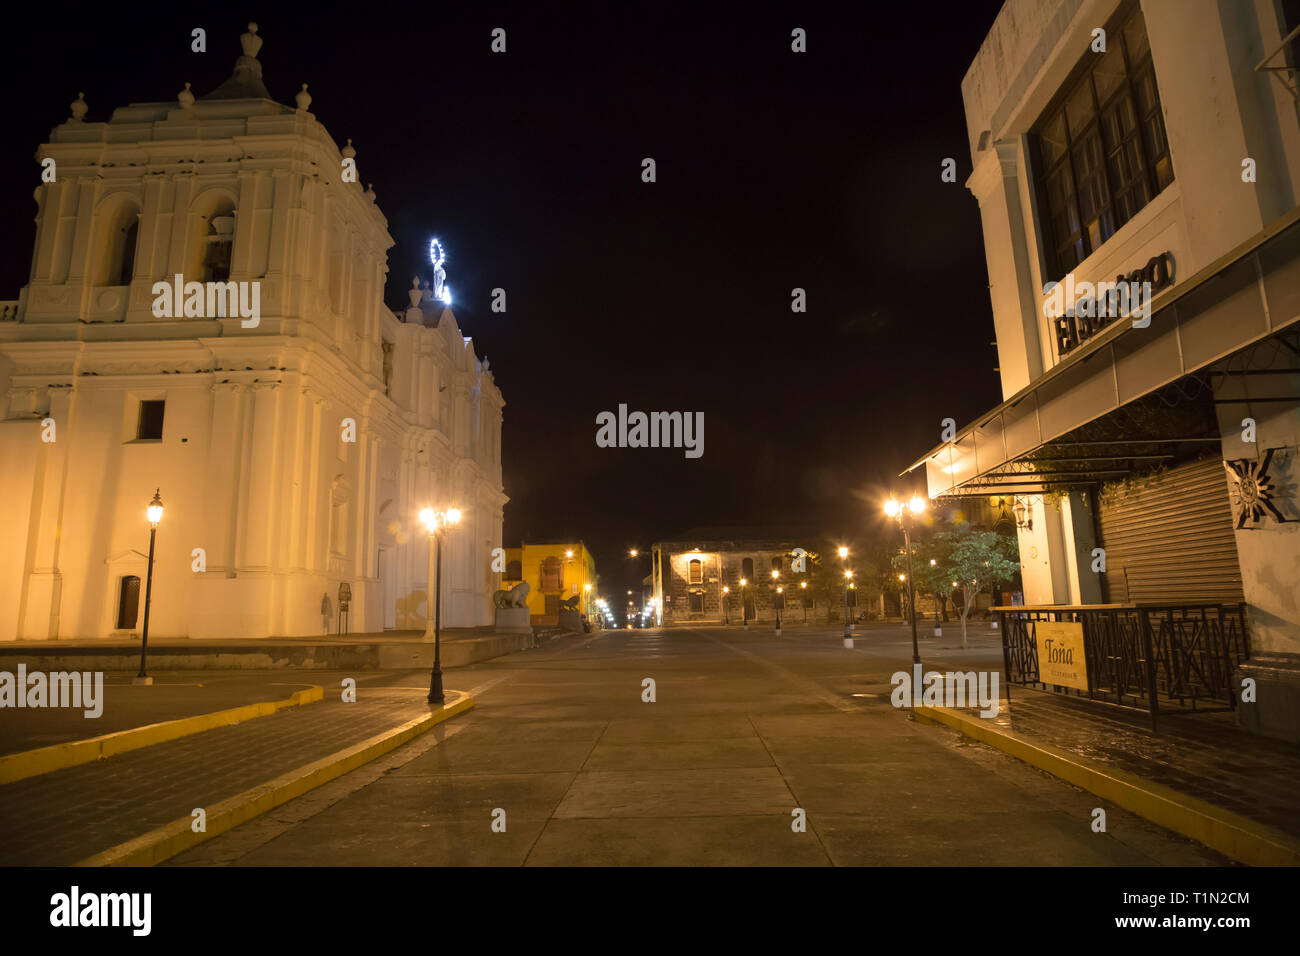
xmin=971 ymin=687 xmax=1300 ymax=838
xmin=0 ymin=672 xmax=443 ymax=865
xmin=0 ymin=671 xmax=321 ymax=755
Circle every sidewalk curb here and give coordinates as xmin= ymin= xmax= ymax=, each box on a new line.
xmin=75 ymin=693 xmax=474 ymax=867
xmin=0 ymin=684 xmax=324 ymax=786
xmin=912 ymin=705 xmax=1300 ymax=866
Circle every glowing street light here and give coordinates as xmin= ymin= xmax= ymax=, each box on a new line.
xmin=740 ymin=578 xmax=749 ymax=630
xmin=722 ymin=585 xmax=730 ymax=625
xmin=421 ymin=506 xmax=462 ymax=703
xmin=135 ymin=489 xmax=165 ymax=685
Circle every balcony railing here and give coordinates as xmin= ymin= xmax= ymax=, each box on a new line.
xmin=994 ymin=603 xmax=1250 ymax=732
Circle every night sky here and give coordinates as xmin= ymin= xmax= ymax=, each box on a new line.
xmin=2 ymin=2 xmax=1005 ymax=595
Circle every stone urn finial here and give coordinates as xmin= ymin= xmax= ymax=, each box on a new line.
xmin=341 ymin=138 xmax=356 ymax=160
xmin=178 ymin=81 xmax=195 ymax=109
xmin=241 ymin=22 xmax=263 ymax=59
xmin=408 ymin=276 xmax=423 ymax=309
xmin=296 ymin=83 xmax=312 ymax=112
xmin=70 ymin=92 xmax=87 ymax=122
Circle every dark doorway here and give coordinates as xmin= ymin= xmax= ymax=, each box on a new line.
xmin=117 ymin=575 xmax=141 ymax=629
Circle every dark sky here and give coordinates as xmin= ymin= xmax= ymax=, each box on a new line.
xmin=2 ymin=1 xmax=1005 ymax=595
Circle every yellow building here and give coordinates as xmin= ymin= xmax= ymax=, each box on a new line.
xmin=501 ymin=542 xmax=596 ymax=626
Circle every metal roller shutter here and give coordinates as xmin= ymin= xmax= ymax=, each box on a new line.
xmin=1097 ymin=456 xmax=1245 ymax=603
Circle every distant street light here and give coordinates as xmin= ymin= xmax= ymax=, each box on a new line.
xmin=775 ymin=585 xmax=784 ymax=635
xmin=722 ymin=585 xmax=730 ymax=625
xmin=740 ymin=577 xmax=749 ymax=630
xmin=135 ymin=489 xmax=164 ymax=685
xmin=838 ymin=546 xmax=852 ymax=648
xmin=885 ymin=494 xmax=927 ymax=665
xmin=800 ymin=579 xmax=808 ymax=624
xmin=420 ymin=506 xmax=462 ymax=704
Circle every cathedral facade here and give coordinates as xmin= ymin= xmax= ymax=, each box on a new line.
xmin=0 ymin=25 xmax=506 ymax=641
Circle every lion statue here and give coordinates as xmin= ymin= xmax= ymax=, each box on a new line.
xmin=559 ymin=594 xmax=580 ymax=611
xmin=493 ymin=581 xmax=530 ymax=609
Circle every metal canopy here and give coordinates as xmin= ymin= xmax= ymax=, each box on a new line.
xmin=904 ymin=209 xmax=1300 ymax=499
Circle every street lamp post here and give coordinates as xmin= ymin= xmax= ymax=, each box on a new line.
xmin=800 ymin=580 xmax=808 ymax=625
xmin=740 ymin=578 xmax=748 ymax=630
xmin=838 ymin=546 xmax=852 ymax=648
xmin=771 ymin=570 xmax=781 ymax=635
xmin=930 ymin=557 xmax=942 ymax=637
xmin=135 ymin=489 xmax=164 ymax=685
xmin=885 ymin=495 xmax=927 ymax=666
xmin=420 ymin=506 xmax=462 ymax=704
xmin=722 ymin=585 xmax=730 ymax=625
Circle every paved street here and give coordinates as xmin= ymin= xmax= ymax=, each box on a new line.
xmin=167 ymin=624 xmax=1228 ymax=866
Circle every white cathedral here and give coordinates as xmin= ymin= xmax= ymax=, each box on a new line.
xmin=0 ymin=24 xmax=507 ymax=641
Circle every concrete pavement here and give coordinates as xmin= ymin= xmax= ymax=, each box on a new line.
xmin=167 ymin=624 xmax=1229 ymax=866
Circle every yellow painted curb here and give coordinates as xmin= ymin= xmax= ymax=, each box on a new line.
xmin=0 ymin=684 xmax=324 ymax=786
xmin=913 ymin=704 xmax=1300 ymax=867
xmin=76 ymin=693 xmax=474 ymax=867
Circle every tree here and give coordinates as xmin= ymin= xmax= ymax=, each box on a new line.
xmin=942 ymin=528 xmax=1019 ymax=648
xmin=805 ymin=550 xmax=844 ymax=621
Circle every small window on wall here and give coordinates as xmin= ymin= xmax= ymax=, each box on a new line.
xmin=688 ymin=559 xmax=703 ymax=585
xmin=136 ymin=400 xmax=165 ymax=440
xmin=505 ymin=560 xmax=522 ymax=581
xmin=770 ymin=555 xmax=782 ymax=572
xmin=742 ymin=557 xmax=755 ymax=580
xmin=689 ymin=591 xmax=704 ymax=613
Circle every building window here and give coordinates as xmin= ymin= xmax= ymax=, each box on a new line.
xmin=94 ymin=201 xmax=140 ymax=287
xmin=116 ymin=576 xmax=141 ymax=629
xmin=540 ymin=556 xmax=562 ymax=591
xmin=1033 ymin=5 xmax=1171 ymax=280
xmin=688 ymin=558 xmax=703 ymax=585
xmin=136 ymin=400 xmax=165 ymax=440
xmin=742 ymin=557 xmax=754 ymax=580
xmin=506 ymin=560 xmax=522 ymax=581
xmin=771 ymin=555 xmax=782 ymax=573
xmin=689 ymin=590 xmax=704 ymax=613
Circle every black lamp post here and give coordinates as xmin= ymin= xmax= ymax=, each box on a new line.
xmin=421 ymin=506 xmax=462 ymax=704
xmin=886 ymin=495 xmax=927 ymax=666
xmin=800 ymin=580 xmax=808 ymax=624
xmin=722 ymin=586 xmax=730 ymax=625
xmin=740 ymin=578 xmax=749 ymax=630
xmin=135 ymin=489 xmax=164 ymax=685
xmin=837 ymin=546 xmax=852 ymax=648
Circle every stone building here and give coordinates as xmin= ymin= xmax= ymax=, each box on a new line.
xmin=651 ymin=530 xmax=809 ymax=626
xmin=0 ymin=24 xmax=506 ymax=641
xmin=903 ymin=0 xmax=1300 ymax=738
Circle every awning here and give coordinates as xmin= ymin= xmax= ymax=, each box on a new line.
xmin=904 ymin=208 xmax=1300 ymax=498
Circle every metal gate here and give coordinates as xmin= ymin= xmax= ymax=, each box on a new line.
xmin=1097 ymin=456 xmax=1245 ymax=603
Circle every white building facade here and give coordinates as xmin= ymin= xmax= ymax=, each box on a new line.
xmin=0 ymin=26 xmax=506 ymax=641
xmin=907 ymin=0 xmax=1300 ymax=739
